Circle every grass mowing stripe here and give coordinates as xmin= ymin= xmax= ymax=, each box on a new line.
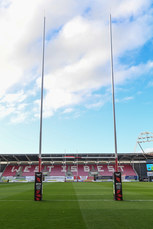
xmin=72 ymin=182 xmax=153 ymax=229
xmin=72 ymin=182 xmax=89 ymax=229
xmin=45 ymin=182 xmax=87 ymax=228
xmin=0 ymin=182 xmax=87 ymax=229
xmin=73 ymin=182 xmax=114 ymax=229
xmin=0 ymin=182 xmax=34 ymax=200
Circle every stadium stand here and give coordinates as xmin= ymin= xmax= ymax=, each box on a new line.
xmin=0 ymin=152 xmax=152 ymax=182
xmin=134 ymin=163 xmax=148 ymax=180
xmin=1 ymin=163 xmax=137 ymax=183
xmin=2 ymin=164 xmax=136 ymax=177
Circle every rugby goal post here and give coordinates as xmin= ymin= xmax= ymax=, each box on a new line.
xmin=109 ymin=14 xmax=123 ymax=200
xmin=34 ymin=17 xmax=46 ymax=201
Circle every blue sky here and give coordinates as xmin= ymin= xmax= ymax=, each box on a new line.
xmin=0 ymin=0 xmax=153 ymax=154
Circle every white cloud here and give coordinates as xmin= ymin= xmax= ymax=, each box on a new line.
xmin=0 ymin=0 xmax=152 ymax=121
xmin=116 ymin=96 xmax=134 ymax=103
xmin=1 ymin=90 xmax=27 ymax=103
xmin=63 ymin=108 xmax=74 ymax=114
xmin=10 ymin=112 xmax=29 ymax=124
xmin=40 ymin=12 xmax=153 ymax=117
xmin=88 ymin=0 xmax=151 ymax=19
xmin=115 ymin=61 xmax=153 ymax=84
xmin=123 ymin=96 xmax=134 ymax=101
xmin=0 ymin=104 xmax=15 ymax=118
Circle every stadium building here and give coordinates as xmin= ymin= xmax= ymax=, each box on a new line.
xmin=0 ymin=152 xmax=153 ymax=182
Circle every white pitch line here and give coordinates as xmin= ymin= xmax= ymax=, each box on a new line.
xmin=0 ymin=200 xmax=33 ymax=201
xmin=0 ymin=199 xmax=111 ymax=202
xmin=0 ymin=199 xmax=153 ymax=202
xmin=48 ymin=194 xmax=106 ymax=196
xmin=126 ymin=200 xmax=153 ymax=202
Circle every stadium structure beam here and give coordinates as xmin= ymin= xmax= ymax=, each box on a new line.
xmin=41 ymin=156 xmax=116 ymax=159
xmin=134 ymin=132 xmax=153 ymax=156
xmin=25 ymin=154 xmax=31 ymax=162
xmin=1 ymin=155 xmax=8 ymax=162
xmin=13 ymin=155 xmax=19 ymax=161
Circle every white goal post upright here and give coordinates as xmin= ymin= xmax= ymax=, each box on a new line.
xmin=109 ymin=14 xmax=123 ymax=200
xmin=109 ymin=14 xmax=118 ymax=173
xmin=34 ymin=17 xmax=46 ymax=201
xmin=39 ymin=16 xmax=46 ymax=173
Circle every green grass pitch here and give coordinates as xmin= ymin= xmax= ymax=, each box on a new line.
xmin=0 ymin=182 xmax=153 ymax=229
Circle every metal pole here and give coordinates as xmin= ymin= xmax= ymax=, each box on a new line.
xmin=39 ymin=17 xmax=46 ymax=172
xmin=109 ymin=14 xmax=118 ymax=172
xmin=138 ymin=142 xmax=145 ymax=155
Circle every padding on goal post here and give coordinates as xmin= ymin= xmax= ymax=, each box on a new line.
xmin=113 ymin=172 xmax=123 ymax=201
xmin=34 ymin=172 xmax=43 ymax=201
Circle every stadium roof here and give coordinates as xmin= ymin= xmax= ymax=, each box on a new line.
xmin=0 ymin=153 xmax=153 ymax=163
